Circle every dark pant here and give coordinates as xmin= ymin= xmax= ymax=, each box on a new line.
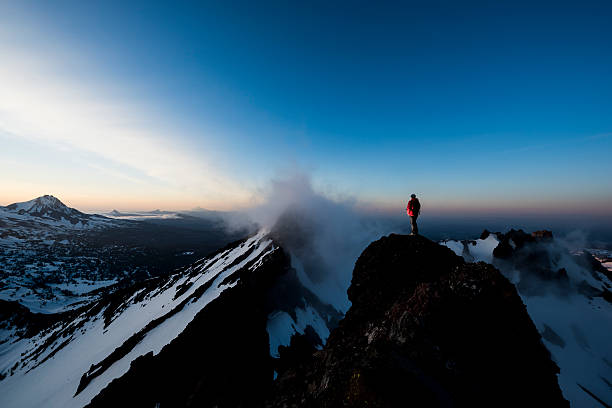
xmin=410 ymin=215 xmax=419 ymax=234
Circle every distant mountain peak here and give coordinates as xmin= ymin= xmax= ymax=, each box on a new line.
xmin=6 ymin=194 xmax=70 ymax=213
xmin=3 ymin=194 xmax=101 ymax=225
xmin=31 ymin=194 xmax=68 ymax=210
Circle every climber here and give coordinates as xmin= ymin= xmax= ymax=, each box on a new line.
xmin=406 ymin=194 xmax=421 ymax=235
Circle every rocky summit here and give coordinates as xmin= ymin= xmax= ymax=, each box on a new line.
xmin=267 ymin=234 xmax=568 ymax=407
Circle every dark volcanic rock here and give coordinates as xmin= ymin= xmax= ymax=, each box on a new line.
xmin=479 ymin=229 xmax=491 ymax=240
xmin=267 ymin=234 xmax=567 ymax=407
xmin=491 ymin=229 xmax=553 ymax=261
xmin=492 ymin=228 xmax=536 ymax=259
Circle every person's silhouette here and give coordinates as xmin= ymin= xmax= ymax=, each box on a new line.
xmin=406 ymin=194 xmax=421 ymax=235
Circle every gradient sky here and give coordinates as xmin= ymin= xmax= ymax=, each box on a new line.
xmin=1 ymin=1 xmax=611 ymax=214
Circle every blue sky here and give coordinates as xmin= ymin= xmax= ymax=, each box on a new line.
xmin=1 ymin=1 xmax=611 ymax=213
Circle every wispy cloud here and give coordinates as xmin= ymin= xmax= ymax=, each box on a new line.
xmin=0 ymin=23 xmax=250 ymax=209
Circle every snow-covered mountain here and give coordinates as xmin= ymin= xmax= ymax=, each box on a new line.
xmin=0 ymin=197 xmax=116 ymax=312
xmin=2 ymin=195 xmax=115 ymax=229
xmin=441 ymin=230 xmax=612 ymax=407
xmin=0 ymin=231 xmax=340 ymax=407
xmin=0 ymin=196 xmax=131 ymax=314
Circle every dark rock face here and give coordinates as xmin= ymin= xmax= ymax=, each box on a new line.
xmin=479 ymin=229 xmax=491 ymax=240
xmin=491 ymin=229 xmax=554 ymax=260
xmin=267 ymin=234 xmax=567 ymax=407
xmin=491 ymin=229 xmax=536 ymax=259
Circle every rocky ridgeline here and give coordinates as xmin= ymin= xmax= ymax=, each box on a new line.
xmin=480 ymin=228 xmax=554 ymax=259
xmin=483 ymin=228 xmax=611 ymax=299
xmin=267 ymin=234 xmax=568 ymax=407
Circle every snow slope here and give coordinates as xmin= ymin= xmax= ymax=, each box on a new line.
xmin=441 ymin=234 xmax=499 ymax=263
xmin=267 ymin=304 xmax=331 ymax=358
xmin=0 ymin=232 xmax=277 ymax=407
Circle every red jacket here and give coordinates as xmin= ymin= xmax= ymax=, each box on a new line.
xmin=407 ymin=198 xmax=420 ymax=216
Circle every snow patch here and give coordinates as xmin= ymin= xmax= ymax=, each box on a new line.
xmin=466 ymin=235 xmax=499 ymax=263
xmin=441 ymin=240 xmax=463 ymax=257
xmin=266 ymin=304 xmax=330 ymax=358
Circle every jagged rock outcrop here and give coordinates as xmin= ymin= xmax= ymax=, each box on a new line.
xmin=488 ymin=229 xmax=537 ymax=259
xmin=267 ymin=234 xmax=568 ymax=407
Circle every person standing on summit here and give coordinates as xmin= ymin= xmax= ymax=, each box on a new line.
xmin=407 ymin=194 xmax=421 ymax=235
